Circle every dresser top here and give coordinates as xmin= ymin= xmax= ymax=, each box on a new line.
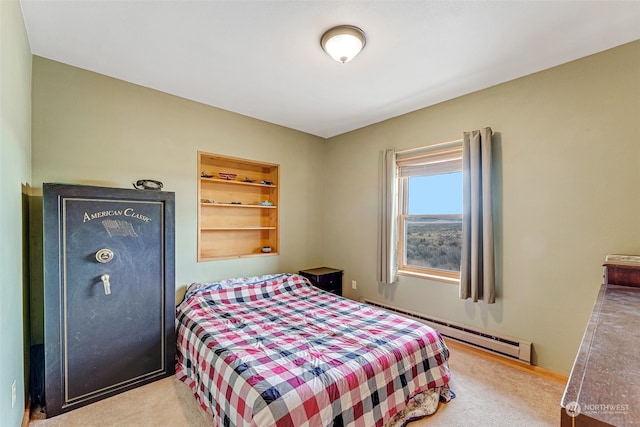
xmin=561 ymin=284 xmax=640 ymax=424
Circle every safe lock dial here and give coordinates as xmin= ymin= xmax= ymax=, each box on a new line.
xmin=95 ymin=248 xmax=114 ymax=263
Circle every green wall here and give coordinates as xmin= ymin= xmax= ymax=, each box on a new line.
xmin=30 ymin=56 xmax=328 ymax=343
xmin=325 ymin=40 xmax=640 ymax=374
xmin=0 ymin=0 xmax=32 ymax=423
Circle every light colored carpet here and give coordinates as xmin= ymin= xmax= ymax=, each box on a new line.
xmin=412 ymin=342 xmax=565 ymax=427
xmin=29 ymin=375 xmax=211 ymax=427
xmin=30 ymin=342 xmax=566 ymax=426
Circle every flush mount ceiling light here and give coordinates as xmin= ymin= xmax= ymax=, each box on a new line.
xmin=321 ymin=25 xmax=366 ymax=63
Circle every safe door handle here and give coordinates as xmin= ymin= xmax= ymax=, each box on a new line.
xmin=101 ymin=274 xmax=111 ymax=295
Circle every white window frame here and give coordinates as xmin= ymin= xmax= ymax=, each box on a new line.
xmin=396 ymin=145 xmax=463 ymax=284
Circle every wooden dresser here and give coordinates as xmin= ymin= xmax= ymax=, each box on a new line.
xmin=560 ymin=256 xmax=640 ymax=426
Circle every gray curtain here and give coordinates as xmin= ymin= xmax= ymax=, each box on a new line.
xmin=460 ymin=127 xmax=495 ymax=303
xmin=377 ymin=149 xmax=398 ymax=285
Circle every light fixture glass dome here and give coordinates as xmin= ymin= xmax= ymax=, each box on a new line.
xmin=321 ymin=25 xmax=366 ymax=63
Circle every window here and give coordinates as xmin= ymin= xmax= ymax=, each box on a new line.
xmin=397 ymin=145 xmax=463 ymax=283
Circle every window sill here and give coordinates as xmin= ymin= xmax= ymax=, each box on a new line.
xmin=398 ymin=269 xmax=460 ymax=285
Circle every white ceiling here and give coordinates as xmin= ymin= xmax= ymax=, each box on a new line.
xmin=20 ymin=1 xmax=640 ymax=139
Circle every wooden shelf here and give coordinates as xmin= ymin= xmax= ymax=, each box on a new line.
xmin=201 ymin=226 xmax=277 ymax=231
xmin=198 ymin=152 xmax=279 ymax=261
xmin=200 ymin=177 xmax=277 ymax=188
xmin=200 ymin=203 xmax=276 ymax=208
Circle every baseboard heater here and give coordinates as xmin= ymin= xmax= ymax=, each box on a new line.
xmin=362 ymin=299 xmax=532 ymax=365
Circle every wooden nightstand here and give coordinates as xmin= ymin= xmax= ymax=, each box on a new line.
xmin=298 ymin=267 xmax=343 ymax=296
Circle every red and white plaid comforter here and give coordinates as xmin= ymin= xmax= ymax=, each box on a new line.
xmin=175 ymin=274 xmax=450 ymax=426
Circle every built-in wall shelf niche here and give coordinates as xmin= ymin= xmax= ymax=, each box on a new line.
xmin=197 ymin=151 xmax=279 ymax=261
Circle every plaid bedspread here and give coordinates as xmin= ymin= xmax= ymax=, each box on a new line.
xmin=175 ymin=274 xmax=450 ymax=427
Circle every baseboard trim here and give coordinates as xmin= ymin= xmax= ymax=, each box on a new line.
xmin=445 ymin=338 xmax=568 ymax=385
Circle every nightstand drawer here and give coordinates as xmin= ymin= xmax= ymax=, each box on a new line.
xmin=298 ymin=267 xmax=343 ymax=296
xmin=315 ymin=272 xmax=342 ymax=291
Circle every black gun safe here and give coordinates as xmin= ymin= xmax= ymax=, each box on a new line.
xmin=43 ymin=183 xmax=175 ymax=417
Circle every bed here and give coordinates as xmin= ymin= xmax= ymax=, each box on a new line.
xmin=175 ymin=273 xmax=452 ymax=426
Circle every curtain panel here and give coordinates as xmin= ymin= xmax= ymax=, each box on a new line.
xmin=377 ymin=149 xmax=398 ymax=285
xmin=460 ymin=127 xmax=496 ymax=303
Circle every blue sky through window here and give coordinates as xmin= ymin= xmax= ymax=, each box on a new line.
xmin=408 ymin=172 xmax=462 ymax=214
